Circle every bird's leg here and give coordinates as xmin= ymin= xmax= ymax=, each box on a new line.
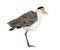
xmin=25 ymin=31 xmax=35 ymax=47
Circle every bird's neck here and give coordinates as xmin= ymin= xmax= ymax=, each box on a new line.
xmin=36 ymin=10 xmax=42 ymax=20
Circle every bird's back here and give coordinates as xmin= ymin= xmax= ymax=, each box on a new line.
xmin=8 ymin=11 xmax=37 ymax=28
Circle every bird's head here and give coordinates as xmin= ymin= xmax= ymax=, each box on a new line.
xmin=37 ymin=6 xmax=48 ymax=15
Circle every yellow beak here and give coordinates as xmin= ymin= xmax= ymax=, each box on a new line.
xmin=41 ymin=8 xmax=48 ymax=15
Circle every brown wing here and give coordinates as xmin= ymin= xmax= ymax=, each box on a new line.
xmin=8 ymin=11 xmax=37 ymax=28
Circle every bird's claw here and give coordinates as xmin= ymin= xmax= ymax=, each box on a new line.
xmin=28 ymin=45 xmax=35 ymax=47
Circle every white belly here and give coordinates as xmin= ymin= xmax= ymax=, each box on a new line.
xmin=23 ymin=21 xmax=40 ymax=31
xmin=23 ymin=17 xmax=42 ymax=31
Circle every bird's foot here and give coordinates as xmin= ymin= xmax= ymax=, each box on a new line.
xmin=28 ymin=45 xmax=35 ymax=47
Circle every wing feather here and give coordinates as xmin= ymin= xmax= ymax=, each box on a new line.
xmin=8 ymin=11 xmax=37 ymax=28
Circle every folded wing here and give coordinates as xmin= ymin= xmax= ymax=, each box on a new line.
xmin=8 ymin=11 xmax=37 ymax=28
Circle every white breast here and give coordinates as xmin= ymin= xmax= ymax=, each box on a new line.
xmin=23 ymin=10 xmax=42 ymax=31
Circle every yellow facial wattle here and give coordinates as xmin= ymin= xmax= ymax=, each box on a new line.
xmin=41 ymin=8 xmax=48 ymax=15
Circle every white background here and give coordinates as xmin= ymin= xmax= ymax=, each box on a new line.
xmin=0 ymin=0 xmax=60 ymax=50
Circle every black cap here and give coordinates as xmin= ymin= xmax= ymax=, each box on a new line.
xmin=37 ymin=6 xmax=44 ymax=9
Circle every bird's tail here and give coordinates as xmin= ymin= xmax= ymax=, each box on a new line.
xmin=7 ymin=19 xmax=22 ymax=31
xmin=7 ymin=18 xmax=18 ymax=27
xmin=9 ymin=27 xmax=15 ymax=31
xmin=7 ymin=18 xmax=19 ymax=31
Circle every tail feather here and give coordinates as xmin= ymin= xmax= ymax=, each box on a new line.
xmin=8 ymin=18 xmax=22 ymax=31
xmin=9 ymin=27 xmax=15 ymax=31
xmin=7 ymin=18 xmax=19 ymax=27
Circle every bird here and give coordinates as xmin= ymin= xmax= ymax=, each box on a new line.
xmin=7 ymin=6 xmax=48 ymax=47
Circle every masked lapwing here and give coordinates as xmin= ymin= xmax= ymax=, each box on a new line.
xmin=7 ymin=6 xmax=48 ymax=47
